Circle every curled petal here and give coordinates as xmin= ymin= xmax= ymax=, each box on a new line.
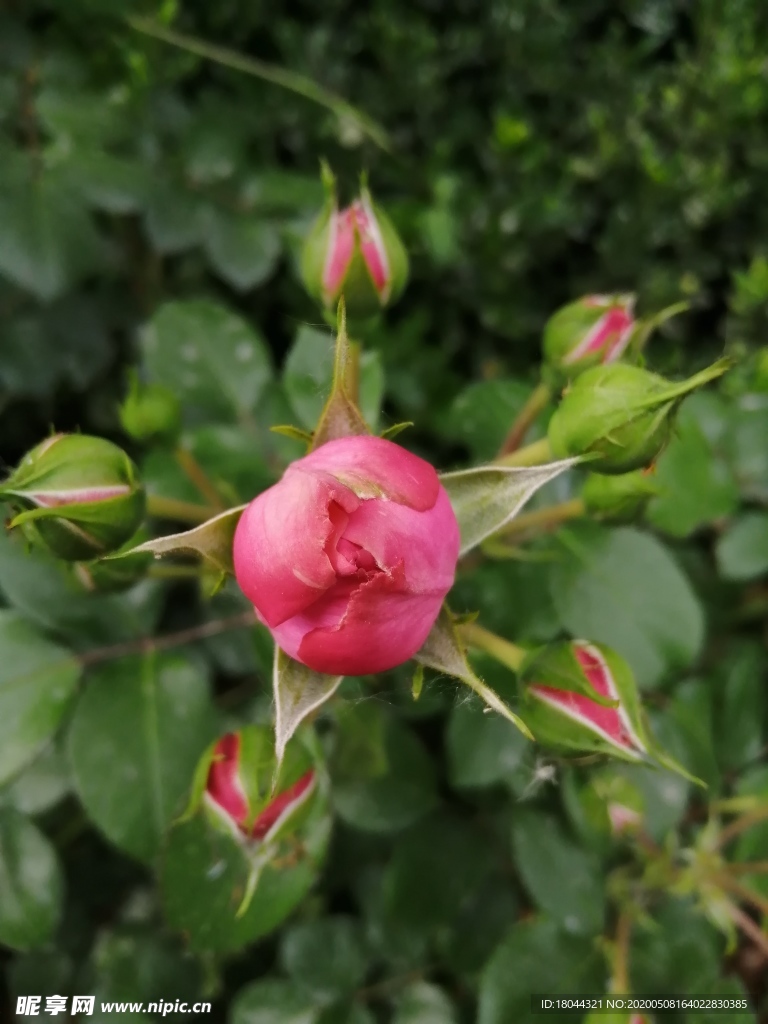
xmin=293 ymin=436 xmax=440 ymax=510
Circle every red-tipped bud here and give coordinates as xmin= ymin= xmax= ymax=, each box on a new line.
xmin=519 ymin=641 xmax=649 ymax=762
xmin=204 ymin=732 xmax=316 ymax=843
xmin=301 ymin=174 xmax=408 ymax=320
xmin=543 ymin=294 xmax=635 ymax=378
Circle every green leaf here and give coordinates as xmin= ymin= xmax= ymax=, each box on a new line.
xmin=725 ymin=399 xmax=768 ymax=502
xmin=333 ymin=716 xmax=438 ymax=834
xmin=274 ymin=646 xmax=343 ymax=771
xmin=144 ymin=179 xmax=201 ymax=254
xmin=446 ymin=692 xmax=529 ymax=789
xmin=0 ymin=743 xmax=70 ymax=816
xmin=124 ymin=505 xmax=245 ymax=575
xmin=393 ymin=983 xmax=459 ymax=1024
xmin=161 ymin=802 xmax=330 ymax=954
xmin=68 ymin=653 xmax=217 ymax=862
xmin=0 ymin=529 xmax=161 ymax=646
xmin=415 ymin=608 xmax=533 ymax=739
xmin=439 ymin=458 xmax=578 ymax=555
xmin=231 ymin=980 xmax=320 ymax=1024
xmin=631 ymin=898 xmax=723 ymax=992
xmin=510 ymin=810 xmax=605 ymax=935
xmin=200 ymin=208 xmax=281 ymax=291
xmin=647 ymin=393 xmax=739 ymax=537
xmin=280 ymin=917 xmax=368 ymax=1005
xmin=0 ymin=808 xmax=63 ymax=951
xmin=141 ymin=300 xmax=273 ymax=423
xmin=478 ymin=917 xmax=604 ymax=1024
xmin=381 ymin=812 xmax=495 ymax=939
xmin=716 ymin=512 xmax=768 ymax=581
xmin=550 ymin=523 xmax=704 ymax=688
xmin=445 ymin=378 xmax=537 ymax=462
xmin=715 ymin=644 xmax=767 ymax=773
xmin=0 ymin=612 xmax=79 ymax=787
xmin=0 ymin=166 xmax=101 ymax=301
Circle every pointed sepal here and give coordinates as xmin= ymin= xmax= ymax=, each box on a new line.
xmin=310 ymin=301 xmax=370 ymax=449
xmin=439 ymin=457 xmax=579 ymax=555
xmin=415 ymin=606 xmax=533 ymax=740
xmin=273 ymin=646 xmax=343 ymax=773
xmin=113 ymin=505 xmax=245 ymax=574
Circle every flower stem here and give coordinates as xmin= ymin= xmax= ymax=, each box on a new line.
xmin=495 ymin=437 xmax=553 ymax=468
xmin=495 ymin=497 xmax=586 ymax=539
xmin=611 ymin=912 xmax=632 ymax=992
xmin=725 ymin=900 xmax=768 ymax=959
xmin=175 ymin=447 xmax=226 ymax=510
xmin=146 ymin=494 xmax=218 ymax=524
xmin=715 ymin=805 xmax=768 ymax=850
xmin=459 ymin=621 xmax=526 ymax=672
xmin=498 ymin=381 xmax=552 ymax=456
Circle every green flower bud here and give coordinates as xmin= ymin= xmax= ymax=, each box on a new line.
xmin=543 ymin=293 xmax=636 ymax=378
xmin=119 ymin=373 xmax=181 ymax=443
xmin=301 ymin=170 xmax=408 ymax=320
xmin=547 ymin=359 xmax=730 ymax=474
xmin=1 ymin=434 xmax=146 ymax=561
xmin=581 ymin=469 xmax=658 ymax=524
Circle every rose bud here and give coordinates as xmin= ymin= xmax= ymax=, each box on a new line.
xmin=547 ymin=359 xmax=729 ymax=474
xmin=543 ymin=294 xmax=635 ymax=377
xmin=233 ymin=435 xmax=460 ymax=676
xmin=204 ymin=730 xmax=316 ymax=843
xmin=301 ymin=183 xmax=408 ymax=320
xmin=119 ymin=372 xmax=181 ymax=443
xmin=1 ymin=434 xmax=146 ymax=561
xmin=581 ymin=469 xmax=658 ymax=524
xmin=520 ymin=641 xmax=648 ymax=762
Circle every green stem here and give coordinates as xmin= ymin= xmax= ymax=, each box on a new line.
xmin=496 ymin=497 xmax=586 ymax=538
xmin=126 ymin=16 xmax=392 ymax=152
xmin=715 ymin=805 xmax=768 ymax=850
xmin=146 ymin=494 xmax=217 ymax=525
xmin=495 ymin=437 xmax=553 ymax=468
xmin=498 ymin=381 xmax=552 ymax=456
xmin=611 ymin=912 xmax=632 ymax=993
xmin=459 ymin=621 xmax=526 ymax=673
xmin=174 ymin=447 xmax=226 ymax=510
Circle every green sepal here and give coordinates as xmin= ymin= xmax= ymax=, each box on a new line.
xmin=380 ymin=421 xmax=414 ymax=440
xmin=520 ymin=641 xmax=620 ymax=707
xmin=310 ymin=300 xmax=370 ymax=449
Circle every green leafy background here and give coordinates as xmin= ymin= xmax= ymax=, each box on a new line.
xmin=1 ymin=1 xmax=768 ymax=1021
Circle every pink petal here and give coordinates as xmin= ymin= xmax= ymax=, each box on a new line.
xmin=233 ymin=471 xmax=359 ymax=628
xmin=251 ymin=770 xmax=315 ymax=840
xmin=352 ymin=196 xmax=389 ymax=297
xmin=296 ymin=572 xmax=445 ymax=675
xmin=565 ymin=306 xmax=634 ymax=364
xmin=206 ymin=734 xmax=248 ymax=824
xmin=529 ymin=644 xmax=645 ymax=754
xmin=322 ymin=207 xmax=356 ymax=301
xmin=292 ymin=436 xmax=440 ymax=511
xmin=342 ymin=485 xmax=459 ymax=592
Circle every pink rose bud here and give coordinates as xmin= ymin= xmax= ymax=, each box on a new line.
xmin=205 ymin=733 xmax=315 ymax=841
xmin=233 ymin=436 xmax=460 ymax=676
xmin=543 ymin=294 xmax=635 ymax=377
xmin=301 ymin=183 xmax=409 ymax=320
xmin=522 ymin=641 xmax=647 ymax=761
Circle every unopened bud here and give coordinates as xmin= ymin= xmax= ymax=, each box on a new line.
xmin=548 ymin=359 xmax=729 ymax=473
xmin=204 ymin=729 xmax=316 ymax=844
xmin=521 ymin=641 xmax=648 ymax=762
xmin=1 ymin=434 xmax=146 ymax=561
xmin=301 ymin=172 xmax=408 ymax=320
xmin=544 ymin=294 xmax=635 ymax=377
xmin=119 ymin=373 xmax=181 ymax=443
xmin=581 ymin=469 xmax=658 ymax=524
